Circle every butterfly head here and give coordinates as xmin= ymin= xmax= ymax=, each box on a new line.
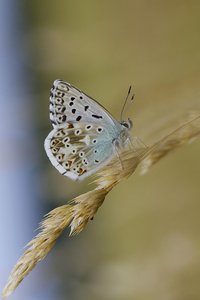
xmin=120 ymin=118 xmax=133 ymax=129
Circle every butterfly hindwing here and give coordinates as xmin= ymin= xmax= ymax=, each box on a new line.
xmin=44 ymin=121 xmax=114 ymax=180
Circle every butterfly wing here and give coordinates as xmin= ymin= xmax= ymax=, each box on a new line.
xmin=49 ymin=79 xmax=120 ymax=129
xmin=45 ymin=80 xmax=130 ymax=180
xmin=44 ymin=121 xmax=116 ymax=180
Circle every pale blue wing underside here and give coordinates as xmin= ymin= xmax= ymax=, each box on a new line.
xmin=44 ymin=80 xmax=131 ymax=180
xmin=49 ymin=79 xmax=120 ymax=131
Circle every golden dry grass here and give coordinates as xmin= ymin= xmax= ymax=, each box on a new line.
xmin=2 ymin=113 xmax=200 ymax=298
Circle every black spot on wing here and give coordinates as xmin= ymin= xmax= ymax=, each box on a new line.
xmin=56 ymin=91 xmax=65 ymax=97
xmin=97 ymin=127 xmax=103 ymax=132
xmin=76 ymin=116 xmax=82 ymax=121
xmin=62 ymin=115 xmax=67 ymax=122
xmin=92 ymin=114 xmax=103 ymax=119
xmin=61 ymin=107 xmax=66 ymax=113
xmin=57 ymin=115 xmax=66 ymax=123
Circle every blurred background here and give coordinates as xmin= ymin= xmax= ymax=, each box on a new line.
xmin=1 ymin=1 xmax=200 ymax=299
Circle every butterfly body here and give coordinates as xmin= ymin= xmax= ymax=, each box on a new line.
xmin=44 ymin=80 xmax=132 ymax=180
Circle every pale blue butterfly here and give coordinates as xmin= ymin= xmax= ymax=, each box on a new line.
xmin=44 ymin=79 xmax=133 ymax=180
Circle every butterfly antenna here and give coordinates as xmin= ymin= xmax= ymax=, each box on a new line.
xmin=120 ymin=85 xmax=133 ymax=121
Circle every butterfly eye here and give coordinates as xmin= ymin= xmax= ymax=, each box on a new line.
xmin=121 ymin=119 xmax=133 ymax=129
xmin=122 ymin=122 xmax=129 ymax=128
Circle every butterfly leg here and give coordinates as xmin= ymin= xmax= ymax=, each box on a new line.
xmin=127 ymin=136 xmax=148 ymax=152
xmin=112 ymin=139 xmax=124 ymax=170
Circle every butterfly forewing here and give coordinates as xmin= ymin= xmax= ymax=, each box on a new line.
xmin=49 ymin=80 xmax=119 ymax=129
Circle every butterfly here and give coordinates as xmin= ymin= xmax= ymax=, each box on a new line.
xmin=44 ymin=79 xmax=133 ymax=180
